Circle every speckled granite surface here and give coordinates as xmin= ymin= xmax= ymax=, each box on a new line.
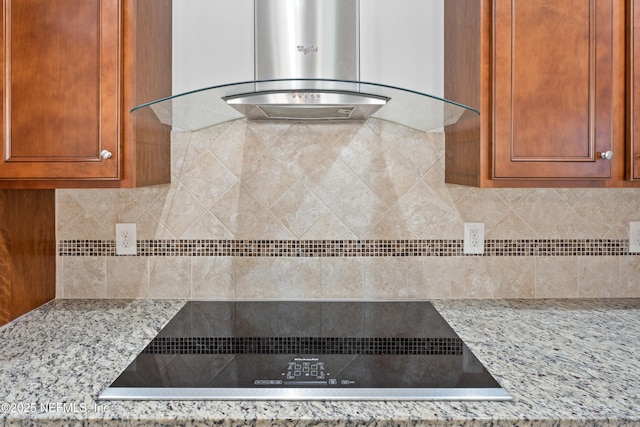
xmin=0 ymin=298 xmax=639 ymax=426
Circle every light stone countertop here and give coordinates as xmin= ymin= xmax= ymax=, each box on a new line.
xmin=0 ymin=298 xmax=639 ymax=427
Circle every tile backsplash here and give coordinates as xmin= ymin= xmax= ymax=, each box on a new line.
xmin=56 ymin=119 xmax=640 ymax=299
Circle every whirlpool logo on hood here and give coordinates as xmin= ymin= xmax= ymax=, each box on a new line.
xmin=297 ymin=45 xmax=318 ymax=55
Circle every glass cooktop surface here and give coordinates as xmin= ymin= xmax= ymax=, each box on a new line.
xmin=99 ymin=301 xmax=510 ymax=400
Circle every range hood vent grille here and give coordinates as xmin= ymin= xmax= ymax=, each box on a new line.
xmin=224 ymin=90 xmax=389 ymax=121
xmin=259 ymin=106 xmax=356 ymax=120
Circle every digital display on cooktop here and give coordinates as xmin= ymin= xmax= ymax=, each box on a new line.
xmin=99 ymin=301 xmax=510 ymax=400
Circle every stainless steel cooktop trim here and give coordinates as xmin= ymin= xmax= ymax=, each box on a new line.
xmin=99 ymin=387 xmax=511 ymax=401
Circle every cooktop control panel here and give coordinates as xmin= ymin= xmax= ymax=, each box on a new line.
xmin=286 ymin=358 xmax=326 ymax=381
xmin=254 ymin=357 xmax=355 ymax=386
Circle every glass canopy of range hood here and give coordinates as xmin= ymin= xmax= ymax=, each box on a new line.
xmin=131 ymin=79 xmax=478 ymax=132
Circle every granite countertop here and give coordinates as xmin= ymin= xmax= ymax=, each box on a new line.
xmin=0 ymin=298 xmax=639 ymax=427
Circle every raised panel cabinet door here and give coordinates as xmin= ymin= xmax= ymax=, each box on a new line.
xmin=0 ymin=0 xmax=119 ymax=180
xmin=493 ymin=0 xmax=614 ymax=179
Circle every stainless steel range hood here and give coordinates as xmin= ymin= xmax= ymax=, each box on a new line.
xmin=132 ymin=0 xmax=478 ymax=132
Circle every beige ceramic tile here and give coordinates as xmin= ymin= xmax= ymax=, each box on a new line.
xmin=246 ymin=121 xmax=293 ymax=148
xmin=321 ymin=257 xmax=365 ymax=299
xmin=130 ymin=183 xmax=171 ymax=208
xmin=192 ymin=257 xmax=235 ymax=299
xmin=234 ymin=257 xmax=279 ymax=299
xmin=492 ymin=257 xmax=535 ymax=298
xmin=408 ymin=257 xmax=463 ymax=299
xmin=359 ymin=147 xmax=422 ymax=206
xmin=170 ymin=129 xmax=192 ymax=176
xmin=443 ymin=182 xmax=472 ymax=204
xmin=394 ymin=181 xmax=456 ymax=238
xmin=553 ymin=187 xmax=589 ymax=208
xmin=135 ymin=211 xmax=177 ymax=239
xmin=392 ymin=130 xmax=440 ymax=178
xmin=106 ymin=257 xmax=149 ymax=298
xmin=365 ymin=118 xmax=409 ymax=143
xmin=181 ymin=212 xmax=234 ymax=240
xmin=150 ymin=182 xmax=207 ymax=238
xmin=615 ymin=188 xmax=640 ymax=212
xmin=211 ymin=182 xmax=268 ymax=238
xmin=572 ymin=190 xmax=632 ymax=238
xmin=364 ymin=257 xmax=424 ymax=299
xmin=195 ymin=120 xmax=235 ymax=145
xmin=422 ymin=162 xmax=456 ymax=207
xmin=332 ymin=122 xmax=397 ymax=177
xmin=204 ymin=119 xmax=250 ymax=175
xmin=241 ymin=212 xmax=296 ymax=240
xmin=577 ymin=256 xmax=621 ymax=298
xmin=494 ymin=188 xmax=529 ymax=208
xmin=428 ymin=213 xmax=465 ymax=240
xmin=511 ymin=189 xmax=570 ymax=236
xmin=148 ymin=257 xmax=191 ymax=298
xmin=451 ymin=257 xmax=494 ymax=299
xmin=547 ymin=211 xmax=597 ymax=239
xmin=302 ymin=212 xmax=358 ymax=240
xmin=232 ymin=129 xmax=298 ymax=208
xmin=177 ymin=145 xmax=238 ymax=208
xmin=619 ymin=256 xmax=640 ymax=298
xmin=84 ymin=188 xmax=149 ymax=225
xmin=535 ymin=257 xmax=578 ymax=298
xmin=269 ymin=122 xmax=343 ymax=178
xmin=303 ymin=121 xmax=363 ymax=148
xmin=424 ymin=131 xmax=446 ymax=160
xmin=456 ymin=189 xmax=510 ymax=232
xmin=302 ymin=159 xmax=388 ymax=238
xmin=62 ymin=257 xmax=106 ymax=298
xmin=278 ymin=258 xmax=323 ymax=299
xmin=487 ymin=212 xmax=536 ymax=240
xmin=271 ymin=181 xmax=331 ymax=238
xmin=57 ymin=211 xmax=112 ymax=240
xmin=364 ymin=211 xmax=418 ymax=240
xmin=59 ymin=188 xmax=102 ymax=211
xmin=55 ymin=255 xmax=64 ymax=298
xmin=55 ymin=191 xmax=85 ymax=236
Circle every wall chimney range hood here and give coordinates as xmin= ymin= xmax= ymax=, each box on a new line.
xmin=132 ymin=0 xmax=478 ymax=132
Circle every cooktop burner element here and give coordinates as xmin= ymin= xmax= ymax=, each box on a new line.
xmin=99 ymin=301 xmax=510 ymax=400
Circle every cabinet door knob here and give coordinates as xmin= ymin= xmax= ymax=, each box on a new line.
xmin=100 ymin=150 xmax=113 ymax=160
xmin=599 ymin=151 xmax=613 ymax=160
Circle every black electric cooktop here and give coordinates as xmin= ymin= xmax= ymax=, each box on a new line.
xmin=99 ymin=301 xmax=510 ymax=400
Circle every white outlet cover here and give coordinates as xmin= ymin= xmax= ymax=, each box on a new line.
xmin=463 ymin=222 xmax=485 ymax=254
xmin=116 ymin=223 xmax=137 ymax=255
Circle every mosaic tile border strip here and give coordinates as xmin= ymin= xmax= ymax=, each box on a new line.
xmin=58 ymin=239 xmax=634 ymax=257
xmin=142 ymin=337 xmax=463 ymax=356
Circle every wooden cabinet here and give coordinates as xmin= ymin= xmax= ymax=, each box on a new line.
xmin=445 ymin=0 xmax=628 ymax=187
xmin=628 ymin=0 xmax=640 ymax=180
xmin=0 ymin=190 xmax=55 ymax=327
xmin=0 ymin=0 xmax=171 ymax=188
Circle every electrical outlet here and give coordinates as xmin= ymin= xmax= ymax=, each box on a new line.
xmin=464 ymin=222 xmax=484 ymax=254
xmin=630 ymin=222 xmax=640 ymax=253
xmin=116 ymin=223 xmax=137 ymax=255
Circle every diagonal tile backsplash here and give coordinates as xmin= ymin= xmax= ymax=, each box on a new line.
xmin=56 ymin=119 xmax=640 ymax=300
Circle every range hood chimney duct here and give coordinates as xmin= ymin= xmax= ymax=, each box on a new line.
xmin=224 ymin=0 xmax=390 ymax=121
